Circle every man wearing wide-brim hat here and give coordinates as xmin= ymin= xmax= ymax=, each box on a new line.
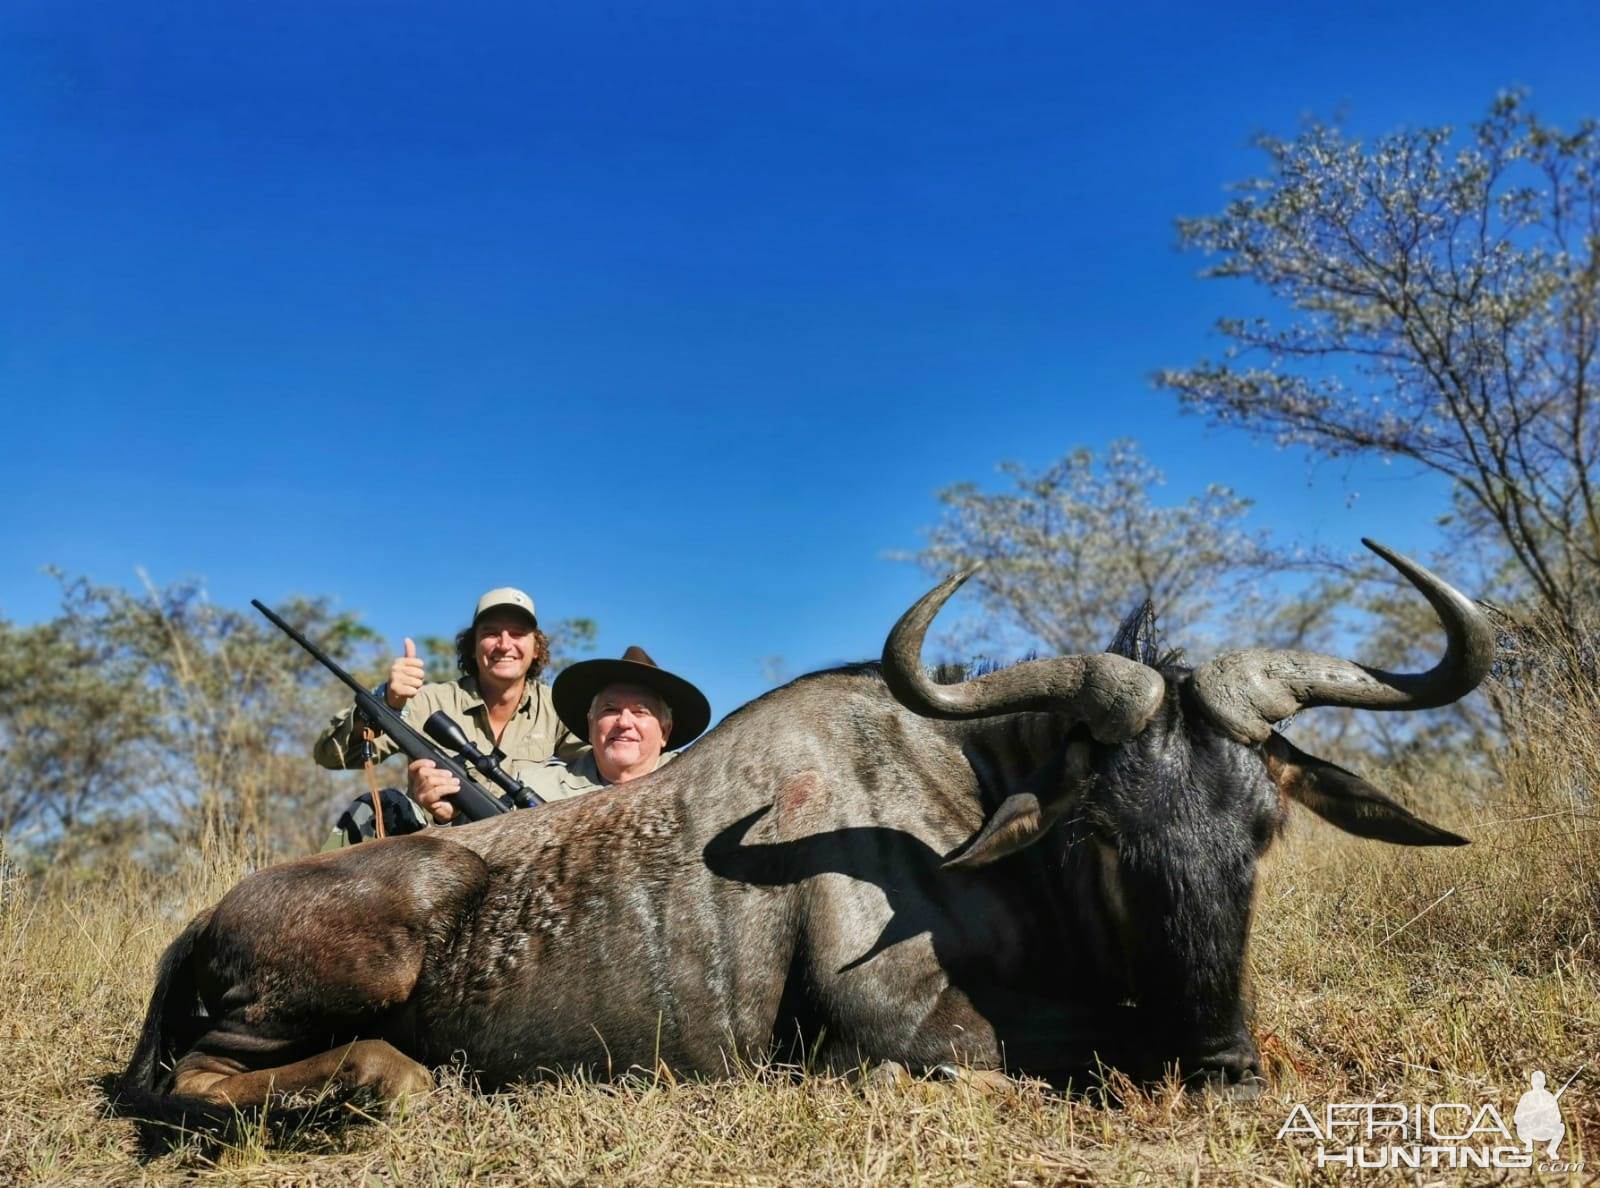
xmin=418 ymin=645 xmax=711 ymax=819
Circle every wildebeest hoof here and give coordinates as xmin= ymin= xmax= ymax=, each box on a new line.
xmin=852 ymin=1061 xmax=913 ymax=1093
xmin=1208 ymin=1073 xmax=1265 ymax=1103
xmin=931 ymin=1063 xmax=1015 ymax=1093
xmin=339 ymin=1039 xmax=435 ymax=1107
xmin=378 ymin=1062 xmax=436 ymax=1109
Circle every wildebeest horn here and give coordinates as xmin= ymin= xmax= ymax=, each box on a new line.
xmin=882 ymin=565 xmax=1165 ymax=743
xmin=1191 ymin=539 xmax=1496 ymax=744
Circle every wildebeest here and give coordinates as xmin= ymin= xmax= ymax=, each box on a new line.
xmin=115 ymin=539 xmax=1491 ymax=1126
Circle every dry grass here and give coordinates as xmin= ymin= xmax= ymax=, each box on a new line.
xmin=3 ymin=706 xmax=1597 ymax=1185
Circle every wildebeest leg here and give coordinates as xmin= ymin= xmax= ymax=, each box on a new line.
xmin=171 ymin=1040 xmax=432 ymax=1108
xmin=151 ymin=836 xmax=490 ymax=1110
xmin=842 ymin=985 xmax=1030 ymax=1094
xmin=887 ymin=984 xmax=1137 ymax=1088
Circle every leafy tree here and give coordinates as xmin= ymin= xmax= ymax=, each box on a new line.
xmin=546 ymin=617 xmax=599 ymax=673
xmin=416 ymin=635 xmax=459 ymax=684
xmin=1157 ymin=93 xmax=1599 ymax=642
xmin=0 ymin=574 xmax=376 ymax=868
xmin=897 ymin=440 xmax=1282 ymax=657
xmin=0 ymin=605 xmax=156 ymax=854
xmin=117 ymin=574 xmax=379 ymax=863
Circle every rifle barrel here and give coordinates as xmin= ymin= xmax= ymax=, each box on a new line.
xmin=1553 ymin=1063 xmax=1585 ymax=1100
xmin=252 ymin=599 xmax=510 ymax=822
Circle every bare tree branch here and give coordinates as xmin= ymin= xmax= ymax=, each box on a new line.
xmin=1157 ymin=93 xmax=1600 ymax=641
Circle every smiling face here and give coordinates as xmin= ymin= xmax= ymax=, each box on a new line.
xmin=473 ymin=610 xmax=538 ymax=691
xmin=588 ymin=683 xmax=673 ymax=783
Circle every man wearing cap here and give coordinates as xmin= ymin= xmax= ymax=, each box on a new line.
xmin=416 ymin=645 xmax=711 ymax=821
xmin=314 ymin=587 xmax=586 ymax=846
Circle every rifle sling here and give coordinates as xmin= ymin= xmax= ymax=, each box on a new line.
xmin=359 ymin=722 xmax=386 ymax=839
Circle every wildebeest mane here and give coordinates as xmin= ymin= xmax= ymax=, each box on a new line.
xmin=1106 ymin=600 xmax=1185 ymax=669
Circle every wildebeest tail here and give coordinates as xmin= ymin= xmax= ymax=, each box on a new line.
xmin=118 ymin=910 xmax=209 ymax=1094
xmin=106 ymin=909 xmax=242 ymax=1135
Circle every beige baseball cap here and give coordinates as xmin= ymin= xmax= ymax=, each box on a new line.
xmin=473 ymin=587 xmax=537 ymax=625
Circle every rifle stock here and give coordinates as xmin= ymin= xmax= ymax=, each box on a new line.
xmin=252 ymin=599 xmax=509 ymax=822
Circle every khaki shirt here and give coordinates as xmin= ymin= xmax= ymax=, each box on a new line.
xmin=524 ymin=748 xmax=678 ymax=802
xmin=313 ymin=675 xmax=585 ymax=793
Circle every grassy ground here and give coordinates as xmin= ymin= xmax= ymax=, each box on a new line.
xmin=2 ymin=737 xmax=1596 ymax=1185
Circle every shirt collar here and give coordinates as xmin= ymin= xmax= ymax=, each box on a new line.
xmin=461 ymin=675 xmax=534 ymax=715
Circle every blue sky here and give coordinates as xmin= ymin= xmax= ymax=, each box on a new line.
xmin=3 ymin=1 xmax=1597 ymax=728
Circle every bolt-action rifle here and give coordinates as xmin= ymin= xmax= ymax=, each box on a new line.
xmin=252 ymin=599 xmax=545 ymax=821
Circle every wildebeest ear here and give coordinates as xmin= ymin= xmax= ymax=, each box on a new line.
xmin=945 ymin=744 xmax=1091 ymax=870
xmin=1264 ymin=733 xmax=1469 ymax=847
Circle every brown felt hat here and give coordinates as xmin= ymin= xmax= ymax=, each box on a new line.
xmin=552 ymin=646 xmax=712 ymax=747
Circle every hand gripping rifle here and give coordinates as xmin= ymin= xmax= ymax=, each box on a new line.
xmin=252 ymin=600 xmax=545 ymax=821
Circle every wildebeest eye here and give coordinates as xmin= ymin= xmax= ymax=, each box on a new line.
xmin=1251 ymin=802 xmax=1286 ymax=853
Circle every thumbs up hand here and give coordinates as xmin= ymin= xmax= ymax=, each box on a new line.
xmin=386 ymin=637 xmax=427 ymax=708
